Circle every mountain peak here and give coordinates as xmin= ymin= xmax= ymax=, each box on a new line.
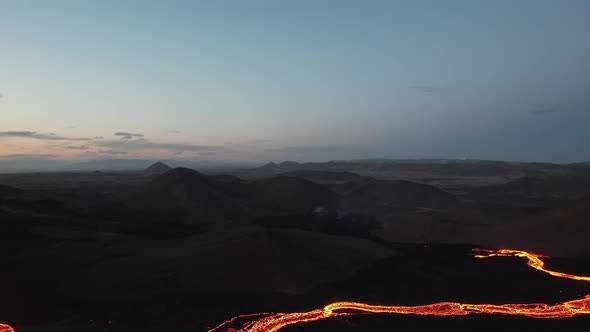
xmin=145 ymin=161 xmax=172 ymax=173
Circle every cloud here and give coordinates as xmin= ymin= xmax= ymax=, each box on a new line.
xmin=0 ymin=131 xmax=92 ymax=141
xmin=98 ymin=149 xmax=128 ymax=155
xmin=198 ymin=152 xmax=217 ymax=156
xmin=410 ymin=86 xmax=442 ymax=93
xmin=64 ymin=145 xmax=89 ymax=150
xmin=530 ymin=108 xmax=556 ymax=116
xmin=96 ymin=140 xmax=234 ymax=153
xmin=167 ymin=130 xmax=181 ymax=134
xmin=0 ymin=153 xmax=59 ymax=159
xmin=114 ymin=132 xmax=144 ymax=140
xmin=94 ymin=136 xmax=104 ymax=140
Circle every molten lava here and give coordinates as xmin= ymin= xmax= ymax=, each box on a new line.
xmin=0 ymin=323 xmax=14 ymax=332
xmin=209 ymin=248 xmax=590 ymax=332
xmin=2 ymin=248 xmax=588 ymax=332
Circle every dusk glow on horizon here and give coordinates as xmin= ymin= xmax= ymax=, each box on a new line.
xmin=2 ymin=0 xmax=590 ymax=168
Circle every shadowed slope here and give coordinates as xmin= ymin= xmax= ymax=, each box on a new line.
xmin=279 ymin=170 xmax=363 ymax=184
xmin=84 ymin=225 xmax=398 ymax=296
xmin=126 ymin=168 xmax=251 ymax=224
xmin=248 ymin=176 xmax=339 ymax=215
xmin=491 ymin=198 xmax=590 ymax=257
xmin=339 ymin=178 xmax=459 ymax=217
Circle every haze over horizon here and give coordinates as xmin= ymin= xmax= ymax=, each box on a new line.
xmin=2 ymin=0 xmax=590 ymax=167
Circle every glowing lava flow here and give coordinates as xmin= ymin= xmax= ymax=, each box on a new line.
xmin=0 ymin=323 xmax=14 ymax=332
xmin=209 ymin=248 xmax=590 ymax=332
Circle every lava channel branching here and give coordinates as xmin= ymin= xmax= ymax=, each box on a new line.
xmin=208 ymin=248 xmax=590 ymax=332
xmin=2 ymin=248 xmax=589 ymax=332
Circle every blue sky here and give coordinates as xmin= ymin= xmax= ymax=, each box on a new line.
xmin=1 ymin=0 xmax=589 ymax=164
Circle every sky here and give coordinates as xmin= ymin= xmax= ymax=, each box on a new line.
xmin=1 ymin=0 xmax=590 ymax=168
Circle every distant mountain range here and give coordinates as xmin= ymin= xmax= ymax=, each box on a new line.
xmin=71 ymin=159 xmax=259 ymax=171
xmin=1 ymin=156 xmax=589 ymax=174
xmin=0 ymin=158 xmax=258 ymax=173
xmin=261 ymin=158 xmax=575 ymax=169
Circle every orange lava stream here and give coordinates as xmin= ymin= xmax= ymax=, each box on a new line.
xmin=0 ymin=323 xmax=14 ymax=332
xmin=209 ymin=248 xmax=590 ymax=332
